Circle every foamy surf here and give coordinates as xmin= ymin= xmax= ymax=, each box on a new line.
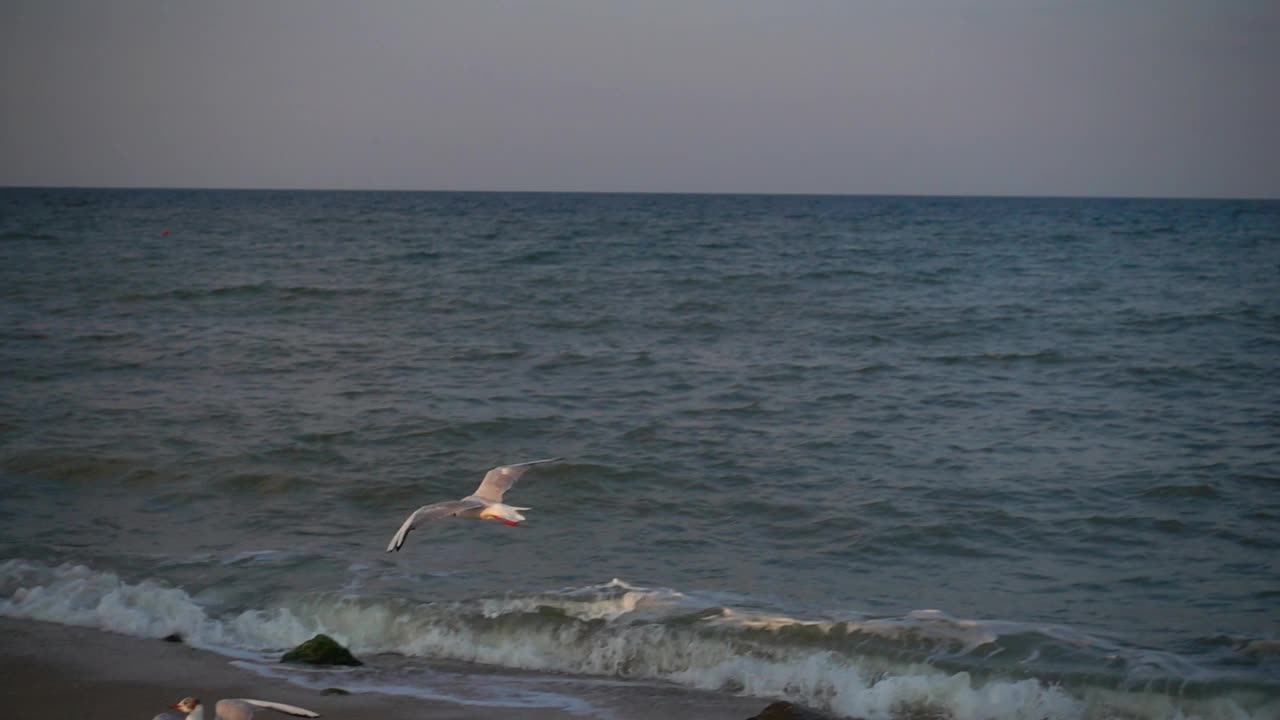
xmin=1 ymin=558 xmax=1275 ymax=720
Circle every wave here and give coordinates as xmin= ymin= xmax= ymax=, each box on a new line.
xmin=1140 ymin=484 xmax=1220 ymax=499
xmin=927 ymin=350 xmax=1066 ymax=366
xmin=2 ymin=450 xmax=147 ymax=485
xmin=0 ymin=230 xmax=60 ymax=242
xmin=1 ymin=559 xmax=1276 ymax=720
xmin=113 ymin=283 xmax=388 ymax=304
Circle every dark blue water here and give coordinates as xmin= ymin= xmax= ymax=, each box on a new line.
xmin=1 ymin=188 xmax=1278 ymax=719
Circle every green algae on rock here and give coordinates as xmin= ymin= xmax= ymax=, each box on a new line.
xmin=280 ymin=634 xmax=362 ymax=666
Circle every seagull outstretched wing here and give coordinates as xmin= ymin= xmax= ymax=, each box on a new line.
xmin=471 ymin=458 xmax=562 ymax=503
xmin=386 ymin=499 xmax=485 ymax=552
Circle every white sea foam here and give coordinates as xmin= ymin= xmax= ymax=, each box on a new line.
xmin=0 ymin=560 xmax=215 ymax=640
xmin=476 ymin=578 xmax=684 ymax=622
xmin=1 ymin=559 xmax=1275 ymax=720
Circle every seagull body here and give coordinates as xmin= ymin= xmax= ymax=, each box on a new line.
xmin=169 ymin=696 xmax=319 ymax=720
xmin=386 ymin=458 xmax=562 ymax=552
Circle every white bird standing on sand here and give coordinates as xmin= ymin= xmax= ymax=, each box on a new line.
xmin=386 ymin=458 xmax=562 ymax=552
xmin=168 ymin=696 xmax=319 ymax=720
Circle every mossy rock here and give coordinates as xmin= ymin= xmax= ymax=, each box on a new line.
xmin=280 ymin=633 xmax=362 ymax=666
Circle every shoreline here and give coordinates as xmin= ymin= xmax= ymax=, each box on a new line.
xmin=0 ymin=617 xmax=768 ymax=720
xmin=0 ymin=617 xmax=553 ymax=720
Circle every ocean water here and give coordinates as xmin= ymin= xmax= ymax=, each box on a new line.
xmin=1 ymin=188 xmax=1278 ymax=719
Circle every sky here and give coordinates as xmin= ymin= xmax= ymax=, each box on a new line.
xmin=2 ymin=1 xmax=1278 ymax=198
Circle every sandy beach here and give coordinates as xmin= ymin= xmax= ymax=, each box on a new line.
xmin=0 ymin=618 xmax=554 ymax=720
xmin=0 ymin=618 xmax=768 ymax=720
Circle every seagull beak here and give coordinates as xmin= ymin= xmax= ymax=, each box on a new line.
xmin=501 ymin=520 xmax=520 ymax=526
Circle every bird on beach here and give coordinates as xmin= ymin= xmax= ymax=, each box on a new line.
xmin=386 ymin=458 xmax=562 ymax=552
xmin=167 ymin=696 xmax=319 ymax=720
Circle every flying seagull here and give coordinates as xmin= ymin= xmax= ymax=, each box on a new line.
xmin=168 ymin=696 xmax=319 ymax=720
xmin=386 ymin=458 xmax=562 ymax=552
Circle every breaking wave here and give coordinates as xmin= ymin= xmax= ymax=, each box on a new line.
xmin=1 ymin=559 xmax=1276 ymax=720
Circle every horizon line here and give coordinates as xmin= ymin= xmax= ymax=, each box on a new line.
xmin=2 ymin=183 xmax=1277 ymax=203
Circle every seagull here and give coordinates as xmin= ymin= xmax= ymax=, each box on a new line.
xmin=386 ymin=458 xmax=562 ymax=552
xmin=168 ymin=696 xmax=319 ymax=720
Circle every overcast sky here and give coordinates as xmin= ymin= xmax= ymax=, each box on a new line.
xmin=2 ymin=1 xmax=1278 ymax=198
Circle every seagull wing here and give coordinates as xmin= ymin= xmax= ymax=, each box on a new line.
xmin=471 ymin=458 xmax=562 ymax=503
xmin=385 ymin=499 xmax=485 ymax=552
xmin=227 ymin=698 xmax=321 ymax=718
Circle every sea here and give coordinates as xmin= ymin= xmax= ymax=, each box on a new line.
xmin=0 ymin=188 xmax=1277 ymax=720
